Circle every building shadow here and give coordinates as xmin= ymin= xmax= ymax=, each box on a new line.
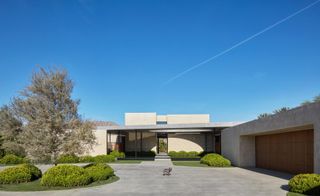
xmin=243 ymin=167 xmax=293 ymax=180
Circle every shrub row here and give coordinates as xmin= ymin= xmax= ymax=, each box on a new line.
xmin=289 ymin=174 xmax=320 ymax=195
xmin=109 ymin=151 xmax=125 ymax=159
xmin=168 ymin=151 xmax=200 ymax=158
xmin=200 ymin=153 xmax=231 ymax=167
xmin=57 ymin=154 xmax=115 ymax=164
xmin=40 ymin=163 xmax=114 ymax=187
xmin=0 ymin=164 xmax=42 ymax=184
xmin=0 ymin=154 xmax=28 ymax=165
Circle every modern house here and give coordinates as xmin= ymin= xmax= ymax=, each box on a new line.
xmin=89 ymin=113 xmax=241 ymax=157
xmin=89 ymin=102 xmax=320 ymax=175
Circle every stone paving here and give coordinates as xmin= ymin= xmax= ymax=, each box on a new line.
xmin=0 ymin=161 xmax=291 ymax=196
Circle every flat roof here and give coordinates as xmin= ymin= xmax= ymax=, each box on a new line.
xmin=97 ymin=122 xmax=244 ymax=132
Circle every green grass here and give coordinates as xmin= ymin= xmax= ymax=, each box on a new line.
xmin=172 ymin=161 xmax=209 ymax=167
xmin=113 ymin=160 xmax=142 ymax=164
xmin=0 ymin=176 xmax=119 ymax=192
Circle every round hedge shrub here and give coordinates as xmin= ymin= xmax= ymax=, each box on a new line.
xmin=110 ymin=151 xmax=125 ymax=159
xmin=57 ymin=154 xmax=79 ymax=163
xmin=79 ymin=155 xmax=95 ymax=163
xmin=289 ymin=174 xmax=320 ymax=195
xmin=84 ymin=163 xmax=114 ymax=181
xmin=200 ymin=153 xmax=231 ymax=167
xmin=0 ymin=164 xmax=42 ymax=184
xmin=94 ymin=155 xmax=115 ymax=163
xmin=40 ymin=165 xmax=91 ymax=187
xmin=0 ymin=154 xmax=28 ymax=165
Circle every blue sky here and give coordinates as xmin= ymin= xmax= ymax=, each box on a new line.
xmin=0 ymin=0 xmax=319 ymax=124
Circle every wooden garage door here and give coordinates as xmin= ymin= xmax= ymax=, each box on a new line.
xmin=255 ymin=130 xmax=313 ymax=174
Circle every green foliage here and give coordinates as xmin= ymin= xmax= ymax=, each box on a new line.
xmin=93 ymin=155 xmax=115 ymax=163
xmin=289 ymin=174 xmax=320 ymax=195
xmin=0 ymin=164 xmax=42 ymax=184
xmin=168 ymin=151 xmax=200 ymax=158
xmin=0 ymin=154 xmax=28 ymax=165
xmin=40 ymin=165 xmax=91 ymax=187
xmin=84 ymin=163 xmax=114 ymax=181
xmin=57 ymin=154 xmax=79 ymax=163
xmin=200 ymin=153 xmax=231 ymax=167
xmin=110 ymin=151 xmax=125 ymax=159
xmin=79 ymin=155 xmax=95 ymax=163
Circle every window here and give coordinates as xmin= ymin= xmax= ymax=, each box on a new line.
xmin=156 ymin=121 xmax=167 ymax=125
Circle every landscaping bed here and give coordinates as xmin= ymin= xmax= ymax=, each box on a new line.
xmin=173 ymin=153 xmax=232 ymax=167
xmin=0 ymin=163 xmax=118 ymax=192
xmin=287 ymin=173 xmax=320 ymax=196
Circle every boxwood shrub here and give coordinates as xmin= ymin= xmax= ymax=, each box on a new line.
xmin=93 ymin=155 xmax=115 ymax=163
xmin=57 ymin=154 xmax=79 ymax=163
xmin=0 ymin=154 xmax=28 ymax=165
xmin=84 ymin=163 xmax=114 ymax=181
xmin=289 ymin=174 xmax=320 ymax=195
xmin=168 ymin=151 xmax=200 ymax=158
xmin=79 ymin=155 xmax=95 ymax=163
xmin=40 ymin=165 xmax=91 ymax=187
xmin=200 ymin=153 xmax=231 ymax=167
xmin=110 ymin=151 xmax=125 ymax=159
xmin=0 ymin=164 xmax=42 ymax=184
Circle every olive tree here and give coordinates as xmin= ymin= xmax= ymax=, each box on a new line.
xmin=13 ymin=67 xmax=95 ymax=163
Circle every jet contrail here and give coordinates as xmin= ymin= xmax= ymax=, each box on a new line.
xmin=162 ymin=0 xmax=320 ymax=86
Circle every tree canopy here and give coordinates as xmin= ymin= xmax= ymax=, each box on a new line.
xmin=0 ymin=67 xmax=96 ymax=163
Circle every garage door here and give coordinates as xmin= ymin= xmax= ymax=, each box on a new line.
xmin=255 ymin=130 xmax=313 ymax=174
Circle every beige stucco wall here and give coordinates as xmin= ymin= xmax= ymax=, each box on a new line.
xmin=125 ymin=113 xmax=157 ymax=125
xmin=221 ymin=102 xmax=320 ymax=173
xmin=167 ymin=114 xmax=210 ymax=124
xmin=125 ymin=132 xmax=214 ymax=153
xmin=168 ymin=133 xmax=213 ymax=152
xmin=87 ymin=129 xmax=107 ymax=156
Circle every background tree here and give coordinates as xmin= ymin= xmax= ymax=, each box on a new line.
xmin=257 ymin=113 xmax=271 ymax=119
xmin=273 ymin=107 xmax=290 ymax=114
xmin=13 ymin=67 xmax=95 ymax=163
xmin=0 ymin=105 xmax=25 ymax=156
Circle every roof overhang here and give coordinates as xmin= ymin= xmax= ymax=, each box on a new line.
xmin=97 ymin=122 xmax=244 ymax=132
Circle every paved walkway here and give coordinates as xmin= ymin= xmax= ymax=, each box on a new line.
xmin=0 ymin=161 xmax=291 ymax=196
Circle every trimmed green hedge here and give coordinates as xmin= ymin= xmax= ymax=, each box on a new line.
xmin=289 ymin=174 xmax=320 ymax=195
xmin=84 ymin=163 xmax=114 ymax=181
xmin=110 ymin=151 xmax=125 ymax=159
xmin=0 ymin=164 xmax=42 ymax=184
xmin=79 ymin=155 xmax=95 ymax=163
xmin=57 ymin=154 xmax=79 ymax=164
xmin=169 ymin=151 xmax=200 ymax=158
xmin=93 ymin=155 xmax=115 ymax=163
xmin=40 ymin=165 xmax=91 ymax=187
xmin=200 ymin=153 xmax=231 ymax=167
xmin=0 ymin=154 xmax=28 ymax=165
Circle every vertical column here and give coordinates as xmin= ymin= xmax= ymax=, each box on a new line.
xmin=106 ymin=130 xmax=108 ymax=154
xmin=135 ymin=130 xmax=137 ymax=159
xmin=212 ymin=129 xmax=215 ymax=153
xmin=205 ymin=132 xmax=208 ymax=152
xmin=140 ymin=131 xmax=143 ymax=152
xmin=155 ymin=132 xmax=158 ymax=154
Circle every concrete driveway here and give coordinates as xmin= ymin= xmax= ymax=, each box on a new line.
xmin=0 ymin=161 xmax=291 ymax=196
